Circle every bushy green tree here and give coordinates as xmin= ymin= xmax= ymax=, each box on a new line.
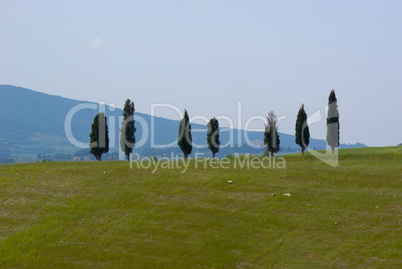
xmin=264 ymin=111 xmax=280 ymax=157
xmin=326 ymin=90 xmax=340 ymax=154
xmin=295 ymin=104 xmax=310 ymax=155
xmin=177 ymin=109 xmax=192 ymax=159
xmin=207 ymin=117 xmax=220 ymax=158
xmin=89 ymin=113 xmax=109 ymax=161
xmin=120 ymin=99 xmax=136 ymax=160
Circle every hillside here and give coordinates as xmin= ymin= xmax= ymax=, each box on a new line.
xmin=0 ymin=147 xmax=400 ymax=267
xmin=0 ymin=85 xmax=365 ymax=161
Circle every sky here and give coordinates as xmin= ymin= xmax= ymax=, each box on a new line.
xmin=0 ymin=0 xmax=401 ymax=147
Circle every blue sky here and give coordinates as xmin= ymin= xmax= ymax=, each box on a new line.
xmin=1 ymin=0 xmax=401 ymax=146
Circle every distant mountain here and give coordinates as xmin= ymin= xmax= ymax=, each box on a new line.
xmin=0 ymin=85 xmax=365 ymax=161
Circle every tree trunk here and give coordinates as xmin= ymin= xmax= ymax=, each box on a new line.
xmin=213 ymin=153 xmax=215 ymax=159
xmin=302 ymin=148 xmax=304 ymax=155
xmin=331 ymin=147 xmax=335 ymax=155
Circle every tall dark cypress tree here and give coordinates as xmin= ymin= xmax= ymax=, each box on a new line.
xmin=295 ymin=104 xmax=310 ymax=155
xmin=178 ymin=109 xmax=192 ymax=159
xmin=327 ymin=90 xmax=340 ymax=154
xmin=89 ymin=113 xmax=109 ymax=161
xmin=264 ymin=111 xmax=280 ymax=157
xmin=207 ymin=117 xmax=220 ymax=159
xmin=120 ymin=99 xmax=136 ymax=160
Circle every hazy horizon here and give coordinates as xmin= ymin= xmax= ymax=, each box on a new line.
xmin=1 ymin=1 xmax=401 ymax=147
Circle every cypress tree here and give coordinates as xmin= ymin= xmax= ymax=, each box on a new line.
xmin=120 ymin=99 xmax=136 ymax=160
xmin=207 ymin=118 xmax=220 ymax=158
xmin=177 ymin=109 xmax=192 ymax=159
xmin=264 ymin=111 xmax=280 ymax=157
xmin=326 ymin=90 xmax=340 ymax=154
xmin=89 ymin=113 xmax=109 ymax=161
xmin=295 ymin=104 xmax=310 ymax=155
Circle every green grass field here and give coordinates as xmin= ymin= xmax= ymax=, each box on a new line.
xmin=0 ymin=147 xmax=401 ymax=268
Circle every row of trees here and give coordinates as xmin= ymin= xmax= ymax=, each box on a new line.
xmin=89 ymin=90 xmax=340 ymax=160
xmin=89 ymin=99 xmax=136 ymax=161
xmin=293 ymin=89 xmax=340 ymax=155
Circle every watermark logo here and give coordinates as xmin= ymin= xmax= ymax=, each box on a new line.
xmin=64 ymin=101 xmax=338 ymax=167
xmin=130 ymin=153 xmax=286 ymax=173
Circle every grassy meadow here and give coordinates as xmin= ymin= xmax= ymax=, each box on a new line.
xmin=0 ymin=147 xmax=401 ymax=268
